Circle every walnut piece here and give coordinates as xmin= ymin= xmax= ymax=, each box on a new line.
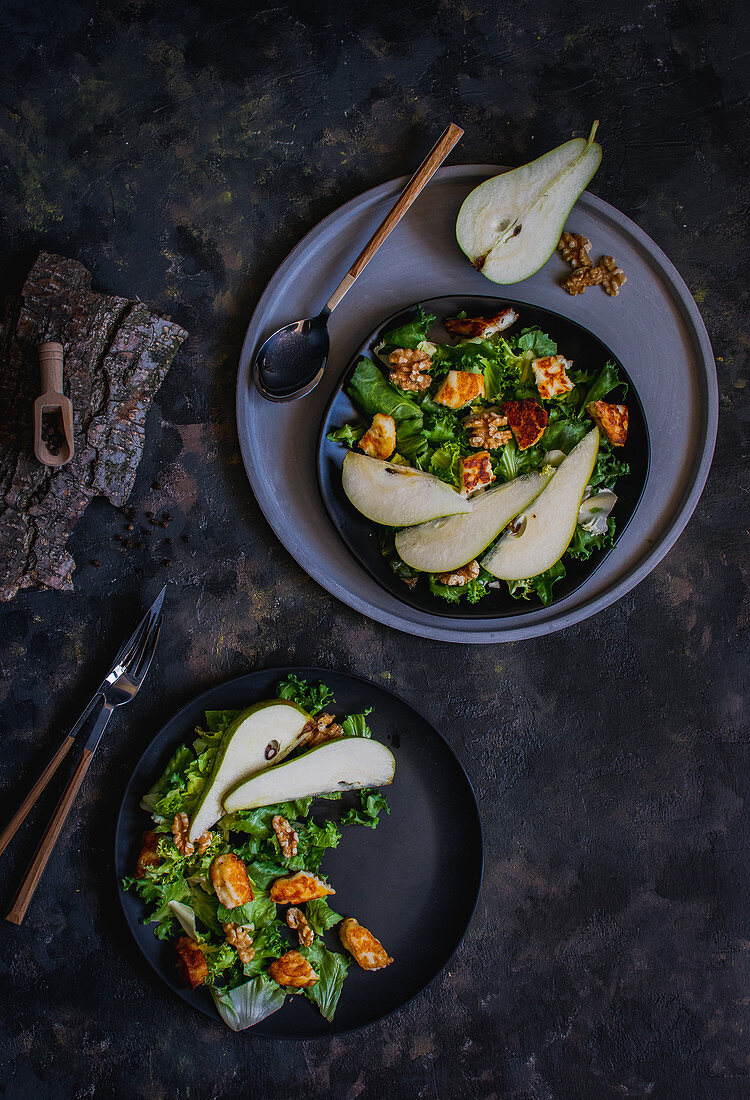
xmin=562 ymin=267 xmax=604 ymax=295
xmin=558 ymin=232 xmax=593 ymax=268
xmin=388 ymin=348 xmax=432 ymax=392
xmin=172 ymin=812 xmax=194 ymax=856
xmin=287 ymin=906 xmax=314 ymax=948
xmin=437 ymin=560 xmax=480 ymax=587
xmin=272 ymin=814 xmax=299 ymax=858
xmin=600 ymin=255 xmax=627 ymax=296
xmin=223 ymin=922 xmax=255 ymax=965
xmin=463 ymin=409 xmax=512 ymax=450
xmin=299 ymin=712 xmax=343 ymax=749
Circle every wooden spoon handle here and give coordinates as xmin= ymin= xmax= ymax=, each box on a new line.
xmin=5 ymin=748 xmax=94 ymax=925
xmin=326 ymin=122 xmax=464 ymax=312
xmin=0 ymin=735 xmax=76 ymax=859
xmin=39 ymin=342 xmax=64 ymax=393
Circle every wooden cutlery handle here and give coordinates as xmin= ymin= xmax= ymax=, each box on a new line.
xmin=5 ymin=748 xmax=93 ymax=926
xmin=0 ymin=734 xmax=76 ymax=858
xmin=39 ymin=341 xmax=64 ymax=393
xmin=326 ymin=122 xmax=464 ymax=312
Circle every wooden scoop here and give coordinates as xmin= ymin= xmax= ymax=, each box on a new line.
xmin=33 ymin=343 xmax=74 ymax=467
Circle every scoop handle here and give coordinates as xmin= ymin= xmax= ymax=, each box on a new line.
xmin=39 ymin=342 xmax=64 ymax=393
xmin=325 ymin=123 xmax=464 ymax=313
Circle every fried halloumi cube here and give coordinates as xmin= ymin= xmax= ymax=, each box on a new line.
xmin=532 ymin=355 xmax=574 ymax=400
xmin=434 ymin=370 xmax=486 ymax=409
xmin=586 ymin=400 xmax=628 ymax=446
xmin=269 ymin=870 xmax=335 ymax=905
xmin=134 ymin=829 xmax=162 ymax=879
xmin=339 ymin=918 xmax=393 ymax=971
xmin=269 ymin=950 xmax=319 ymax=988
xmin=500 ymin=400 xmax=549 ymax=450
xmin=459 ymin=451 xmax=496 ymax=494
xmin=444 ymin=307 xmax=518 ymax=339
xmin=175 ymin=935 xmax=208 ymax=989
xmin=210 ymin=853 xmax=255 ymax=909
xmin=358 ymin=413 xmax=397 ymax=460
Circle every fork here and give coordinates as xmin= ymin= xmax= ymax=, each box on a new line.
xmin=4 ymin=590 xmax=164 ymax=925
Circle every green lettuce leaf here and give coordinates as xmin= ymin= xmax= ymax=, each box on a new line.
xmin=240 ymin=923 xmax=288 ymax=978
xmin=211 ymin=974 xmax=286 ymax=1031
xmin=507 ymin=559 xmax=566 ymax=606
xmin=427 ymin=567 xmax=494 ymax=605
xmin=380 ymin=307 xmax=436 ymax=349
xmin=301 ymin=940 xmax=350 ymax=1021
xmin=580 ymin=361 xmax=627 ymax=411
xmin=276 ymin=674 xmax=333 ymax=715
xmin=567 ymin=517 xmax=616 ymax=560
xmin=429 ymin=441 xmax=464 ymax=487
xmin=341 ymin=711 xmax=372 ymax=738
xmin=346 ymin=358 xmax=426 ymax=460
xmin=306 ymin=897 xmax=343 ymax=935
xmin=216 ymin=892 xmax=277 ymax=930
xmin=341 ymin=788 xmax=391 ymax=829
xmin=327 ymin=424 xmax=365 ymax=447
xmin=517 ymin=327 xmax=557 ymax=358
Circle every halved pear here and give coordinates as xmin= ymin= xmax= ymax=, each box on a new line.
xmin=188 ymin=701 xmax=310 ymax=840
xmin=456 ymin=122 xmax=602 ymax=284
xmin=342 ymin=451 xmax=471 ymax=527
xmin=223 ymin=738 xmax=396 ymax=812
xmin=394 ymin=472 xmax=551 ymax=573
xmin=482 ymin=428 xmax=599 ymax=580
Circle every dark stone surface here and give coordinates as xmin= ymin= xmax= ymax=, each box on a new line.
xmin=0 ymin=1 xmax=747 ymax=1097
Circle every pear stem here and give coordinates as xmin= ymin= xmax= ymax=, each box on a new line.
xmin=586 ymin=120 xmax=600 ymax=146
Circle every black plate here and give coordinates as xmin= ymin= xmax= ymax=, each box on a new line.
xmin=318 ymin=296 xmax=650 ymax=618
xmin=115 ymin=667 xmax=483 ymax=1038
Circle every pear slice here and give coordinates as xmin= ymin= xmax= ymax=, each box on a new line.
xmin=482 ymin=428 xmax=599 ymax=580
xmin=223 ymin=738 xmax=396 ymax=812
xmin=456 ymin=122 xmax=602 ymax=284
xmin=188 ymin=701 xmax=310 ymax=840
xmin=342 ymin=451 xmax=471 ymax=527
xmin=394 ymin=472 xmax=551 ymax=573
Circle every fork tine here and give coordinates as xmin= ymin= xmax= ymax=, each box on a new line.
xmin=132 ymin=618 xmax=162 ymax=684
xmin=108 ymin=586 xmax=167 ymax=675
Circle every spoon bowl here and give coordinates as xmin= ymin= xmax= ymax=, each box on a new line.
xmin=254 ymin=309 xmax=331 ymax=402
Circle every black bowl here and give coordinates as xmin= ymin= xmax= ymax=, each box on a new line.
xmin=318 ymin=296 xmax=650 ymax=619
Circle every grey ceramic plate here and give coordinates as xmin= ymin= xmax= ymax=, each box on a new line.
xmin=236 ymin=165 xmax=717 ymax=643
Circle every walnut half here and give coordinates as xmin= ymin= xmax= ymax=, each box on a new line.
xmin=437 ymin=560 xmax=480 ymax=587
xmin=223 ymin=922 xmax=255 ymax=965
xmin=388 ymin=348 xmax=432 ymax=392
xmin=287 ymin=906 xmax=314 ymax=948
xmin=272 ymin=815 xmax=299 ymax=858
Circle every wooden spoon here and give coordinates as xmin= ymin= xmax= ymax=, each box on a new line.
xmin=33 ymin=342 xmax=74 ymax=467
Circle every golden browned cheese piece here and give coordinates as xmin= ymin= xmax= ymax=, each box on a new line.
xmin=269 ymin=950 xmax=319 ymax=988
xmin=134 ymin=829 xmax=162 ymax=879
xmin=433 ymin=370 xmax=486 ymax=409
xmin=175 ymin=935 xmax=208 ymax=989
xmin=531 ymin=355 xmax=574 ymax=400
xmin=269 ymin=870 xmax=335 ymax=905
xmin=358 ymin=413 xmax=397 ymax=460
xmin=210 ymin=853 xmax=255 ymax=909
xmin=500 ymin=400 xmax=549 ymax=450
xmin=459 ymin=452 xmax=496 ymax=494
xmin=339 ymin=918 xmax=394 ymax=971
xmin=444 ymin=307 xmax=518 ymax=338
xmin=586 ymin=401 xmax=628 ymax=446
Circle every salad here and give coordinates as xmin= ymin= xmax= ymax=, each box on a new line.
xmin=327 ymin=304 xmax=631 ymax=606
xmin=123 ymin=675 xmax=394 ymax=1031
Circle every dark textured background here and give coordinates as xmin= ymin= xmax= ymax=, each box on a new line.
xmin=1 ymin=1 xmax=748 ymax=1097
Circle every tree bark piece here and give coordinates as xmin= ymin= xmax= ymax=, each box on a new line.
xmin=0 ymin=253 xmax=188 ymax=601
